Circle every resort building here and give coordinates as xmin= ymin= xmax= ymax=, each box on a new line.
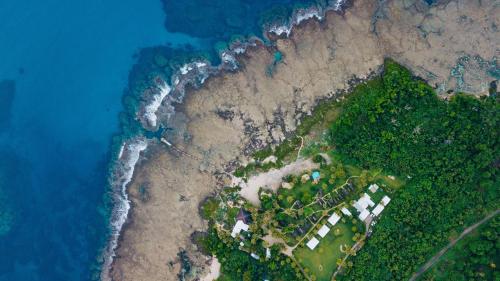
xmin=306 ymin=237 xmax=320 ymax=250
xmin=317 ymin=225 xmax=330 ymax=238
xmin=369 ymin=183 xmax=379 ymax=193
xmin=353 ymin=193 xmax=376 ymax=221
xmin=231 ymin=220 xmax=249 ymax=238
xmin=231 ymin=208 xmax=252 ymax=238
xmin=327 ymin=212 xmax=341 ymax=226
xmin=358 ymin=209 xmax=370 ymax=221
xmin=371 ymin=204 xmax=384 ymax=216
xmin=341 ymin=207 xmax=352 ymax=217
xmin=382 ymin=195 xmax=391 ymax=205
xmin=353 ymin=193 xmax=375 ymax=213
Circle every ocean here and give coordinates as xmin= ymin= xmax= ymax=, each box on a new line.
xmin=0 ymin=0 xmax=337 ymax=280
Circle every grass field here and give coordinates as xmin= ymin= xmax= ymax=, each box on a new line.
xmin=294 ymin=222 xmax=355 ymax=281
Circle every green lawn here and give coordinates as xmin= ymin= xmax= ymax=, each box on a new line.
xmin=294 ymin=222 xmax=356 ymax=281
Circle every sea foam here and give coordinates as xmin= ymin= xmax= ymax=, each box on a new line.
xmin=143 ymin=82 xmax=171 ymax=128
xmin=101 ymin=1 xmax=348 ymax=279
xmin=100 ymin=138 xmax=148 ymax=281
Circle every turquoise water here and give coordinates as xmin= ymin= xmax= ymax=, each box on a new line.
xmin=0 ymin=0 xmax=328 ymax=280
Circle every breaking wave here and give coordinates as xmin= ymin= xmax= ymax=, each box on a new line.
xmin=100 ymin=1 xmax=347 ymax=280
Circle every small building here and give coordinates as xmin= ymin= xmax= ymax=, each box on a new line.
xmin=353 ymin=193 xmax=375 ymax=214
xmin=266 ymin=248 xmax=271 ymax=259
xmin=358 ymin=209 xmax=370 ymax=221
xmin=317 ymin=225 xmax=330 ymax=238
xmin=250 ymin=253 xmax=259 ymax=260
xmin=341 ymin=207 xmax=352 ymax=217
xmin=231 ymin=220 xmax=249 ymax=238
xmin=369 ymin=184 xmax=379 ymax=193
xmin=364 ymin=193 xmax=375 ymax=207
xmin=372 ymin=204 xmax=385 ymax=216
xmin=327 ymin=213 xmax=341 ymax=226
xmin=306 ymin=237 xmax=320 ymax=250
xmin=382 ymin=195 xmax=391 ymax=205
xmin=236 ymin=208 xmax=251 ymax=224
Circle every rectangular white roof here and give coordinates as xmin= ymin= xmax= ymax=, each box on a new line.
xmin=317 ymin=225 xmax=330 ymax=238
xmin=341 ymin=207 xmax=352 ymax=217
xmin=327 ymin=213 xmax=341 ymax=226
xmin=231 ymin=220 xmax=249 ymax=238
xmin=358 ymin=209 xmax=370 ymax=221
xmin=382 ymin=195 xmax=391 ymax=205
xmin=353 ymin=194 xmax=375 ymax=213
xmin=372 ymin=204 xmax=384 ymax=216
xmin=364 ymin=193 xmax=375 ymax=207
xmin=306 ymin=237 xmax=320 ymax=250
xmin=369 ymin=184 xmax=379 ymax=193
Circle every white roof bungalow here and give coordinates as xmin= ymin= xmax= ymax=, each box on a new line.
xmin=359 ymin=209 xmax=370 ymax=221
xmin=306 ymin=237 xmax=320 ymax=250
xmin=327 ymin=212 xmax=341 ymax=226
xmin=231 ymin=220 xmax=249 ymax=238
xmin=369 ymin=184 xmax=379 ymax=193
xmin=317 ymin=225 xmax=330 ymax=238
xmin=341 ymin=207 xmax=352 ymax=217
xmin=353 ymin=193 xmax=375 ymax=213
xmin=372 ymin=204 xmax=385 ymax=216
xmin=382 ymin=195 xmax=391 ymax=205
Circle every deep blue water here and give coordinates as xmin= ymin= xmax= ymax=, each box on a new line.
xmin=0 ymin=0 xmax=320 ymax=280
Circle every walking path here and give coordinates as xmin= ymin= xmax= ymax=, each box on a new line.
xmin=408 ymin=209 xmax=500 ymax=281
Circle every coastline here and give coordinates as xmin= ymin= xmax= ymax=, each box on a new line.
xmin=100 ymin=2 xmax=350 ymax=280
xmin=103 ymin=0 xmax=499 ymax=280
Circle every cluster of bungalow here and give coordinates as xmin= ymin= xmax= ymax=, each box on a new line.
xmin=352 ymin=184 xmax=391 ymax=221
xmin=305 ymin=207 xmax=352 ymax=250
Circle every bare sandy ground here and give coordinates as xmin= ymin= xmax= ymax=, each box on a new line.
xmin=237 ymin=158 xmax=319 ymax=205
xmin=110 ymin=0 xmax=499 ymax=280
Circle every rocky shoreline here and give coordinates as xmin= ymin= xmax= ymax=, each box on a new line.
xmin=108 ymin=0 xmax=499 ymax=280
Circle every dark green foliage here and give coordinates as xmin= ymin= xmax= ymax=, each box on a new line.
xmin=333 ymin=60 xmax=499 ymax=280
xmin=200 ymin=197 xmax=220 ymax=220
xmin=422 ymin=215 xmax=500 ymax=281
xmin=201 ymin=227 xmax=305 ymax=280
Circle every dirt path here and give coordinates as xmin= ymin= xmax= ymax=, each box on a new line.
xmin=409 ymin=209 xmax=500 ymax=281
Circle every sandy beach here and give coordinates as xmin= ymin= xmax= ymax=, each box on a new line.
xmin=109 ymin=0 xmax=499 ymax=280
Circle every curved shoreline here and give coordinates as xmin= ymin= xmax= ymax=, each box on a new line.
xmin=100 ymin=1 xmax=349 ymax=280
xmin=102 ymin=0 xmax=498 ymax=279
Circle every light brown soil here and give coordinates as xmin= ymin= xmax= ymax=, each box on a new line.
xmin=110 ymin=0 xmax=499 ymax=280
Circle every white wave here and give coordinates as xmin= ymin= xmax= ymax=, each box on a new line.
xmin=333 ymin=0 xmax=346 ymax=11
xmin=117 ymin=143 xmax=125 ymax=159
xmin=196 ymin=62 xmax=207 ymax=68
xmin=144 ymin=82 xmax=171 ymax=127
xmin=101 ymin=138 xmax=148 ymax=281
xmin=295 ymin=9 xmax=322 ymax=25
xmin=269 ymin=25 xmax=292 ymax=36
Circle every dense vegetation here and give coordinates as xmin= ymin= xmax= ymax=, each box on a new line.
xmin=421 ymin=215 xmax=499 ymax=281
xmin=333 ymin=60 xmax=499 ymax=280
xmin=200 ymin=226 xmax=305 ymax=280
